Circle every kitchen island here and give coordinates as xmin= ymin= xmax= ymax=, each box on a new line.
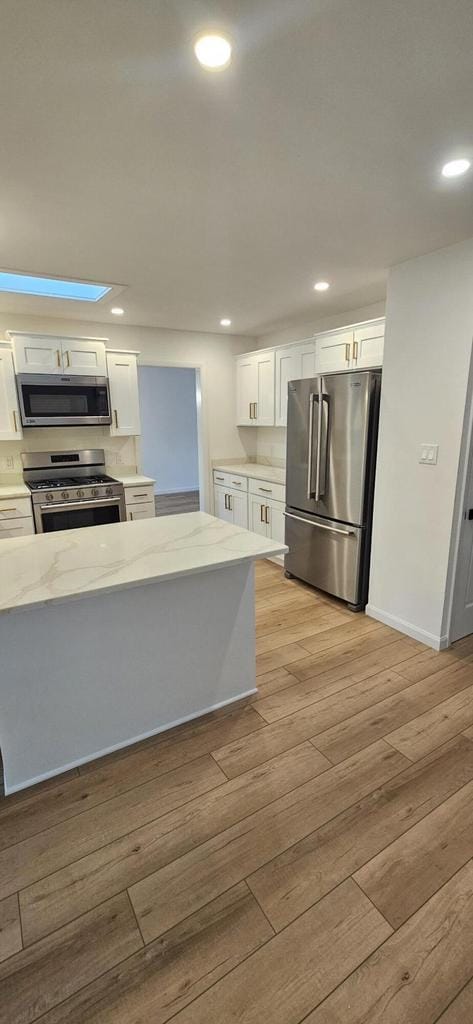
xmin=0 ymin=513 xmax=286 ymax=793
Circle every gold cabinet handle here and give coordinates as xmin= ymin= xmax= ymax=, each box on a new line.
xmin=224 ymin=493 xmax=228 ymax=510
xmin=260 ymin=504 xmax=265 ymax=522
xmin=228 ymin=494 xmax=233 ymax=511
xmin=345 ymin=343 xmax=350 ymax=362
xmin=259 ymin=487 xmax=272 ymax=493
xmin=133 ymin=493 xmax=148 ymax=499
xmin=265 ymin=505 xmax=270 ymax=524
xmin=215 ymin=476 xmax=224 ymax=482
xmin=130 ymin=511 xmax=134 ymax=521
xmin=0 ymin=507 xmax=17 ymax=513
xmin=114 ymin=409 xmax=119 ymax=429
xmin=353 ymin=340 xmax=359 ymax=360
xmin=254 ymin=402 xmax=258 ymax=419
xmin=249 ymin=402 xmax=252 ymax=420
xmin=56 ymin=349 xmax=62 ymax=368
xmin=231 ymin=480 xmax=242 ymax=486
xmin=12 ymin=410 xmax=18 ymax=433
xmin=64 ymin=350 xmax=70 ymax=368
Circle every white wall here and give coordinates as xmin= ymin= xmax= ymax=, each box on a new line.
xmin=368 ymin=238 xmax=473 ymax=648
xmin=0 ymin=313 xmax=254 ymax=506
xmin=138 ymin=365 xmax=199 ymax=494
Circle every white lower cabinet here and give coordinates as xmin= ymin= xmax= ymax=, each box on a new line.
xmin=0 ymin=495 xmax=35 ymax=539
xmin=214 ymin=484 xmax=248 ymax=529
xmin=123 ymin=483 xmax=155 ymax=522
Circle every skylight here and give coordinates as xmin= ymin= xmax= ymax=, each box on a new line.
xmin=0 ymin=271 xmax=112 ymax=302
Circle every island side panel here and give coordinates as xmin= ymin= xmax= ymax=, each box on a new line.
xmin=0 ymin=561 xmax=256 ymax=794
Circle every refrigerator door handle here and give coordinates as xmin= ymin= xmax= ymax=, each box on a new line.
xmin=315 ymin=382 xmax=328 ymax=501
xmin=307 ymin=392 xmax=317 ymax=499
xmin=284 ymin=511 xmax=354 ymax=537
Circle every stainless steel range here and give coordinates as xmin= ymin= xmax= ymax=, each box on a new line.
xmin=22 ymin=449 xmax=125 ymax=534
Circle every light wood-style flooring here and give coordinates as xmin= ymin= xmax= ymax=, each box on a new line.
xmin=2 ymin=560 xmax=473 ymax=1022
xmin=155 ymin=490 xmax=200 ymax=516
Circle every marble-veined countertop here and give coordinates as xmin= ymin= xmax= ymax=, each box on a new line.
xmin=0 ymin=511 xmax=287 ymax=615
xmin=0 ymin=481 xmax=31 ymax=500
xmin=213 ymin=463 xmax=286 ymax=486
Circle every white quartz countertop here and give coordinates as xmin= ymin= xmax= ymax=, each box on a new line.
xmin=0 ymin=481 xmax=31 ymax=500
xmin=110 ymin=473 xmax=155 ymax=487
xmin=0 ymin=512 xmax=287 ymax=615
xmin=213 ymin=463 xmax=286 ymax=486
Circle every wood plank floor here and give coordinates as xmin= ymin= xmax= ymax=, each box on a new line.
xmin=3 ymin=560 xmax=473 ymax=1023
xmin=155 ymin=491 xmax=200 ymax=516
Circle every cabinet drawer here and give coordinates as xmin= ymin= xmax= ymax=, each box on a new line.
xmin=124 ymin=485 xmax=155 ymax=506
xmin=0 ymin=497 xmax=33 ymax=520
xmin=249 ymin=478 xmax=286 ymax=503
xmin=0 ymin=516 xmax=35 ymax=538
xmin=126 ymin=501 xmax=155 ymax=521
xmin=213 ymin=471 xmax=248 ymax=492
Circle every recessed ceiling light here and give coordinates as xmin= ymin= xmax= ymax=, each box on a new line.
xmin=111 ymin=307 xmax=124 ymax=316
xmin=194 ymin=33 xmax=232 ymax=70
xmin=220 ymin=318 xmax=232 ymax=326
xmin=441 ymin=158 xmax=471 ymax=178
xmin=314 ymin=281 xmax=330 ymax=292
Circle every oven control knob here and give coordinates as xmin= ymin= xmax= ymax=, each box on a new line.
xmin=91 ymin=488 xmax=99 ymax=497
xmin=106 ymin=486 xmax=113 ymax=496
xmin=61 ymin=491 xmax=69 ymax=500
xmin=77 ymin=489 xmax=85 ymax=498
xmin=45 ymin=492 xmax=54 ymax=502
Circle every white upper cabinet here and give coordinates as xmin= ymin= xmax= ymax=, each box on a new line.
xmin=107 ymin=350 xmax=141 ymax=436
xmin=10 ymin=333 xmax=106 ymax=376
xmin=60 ymin=338 xmax=107 ymax=376
xmin=236 ymin=350 xmax=275 ymax=426
xmin=275 ymin=340 xmax=316 ymax=426
xmin=352 ymin=320 xmax=384 ymax=368
xmin=0 ymin=345 xmax=22 ymax=440
xmin=315 ymin=329 xmax=354 ymax=374
xmin=314 ymin=320 xmax=385 ymax=375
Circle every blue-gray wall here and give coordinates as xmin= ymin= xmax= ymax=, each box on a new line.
xmin=138 ymin=365 xmax=199 ymax=494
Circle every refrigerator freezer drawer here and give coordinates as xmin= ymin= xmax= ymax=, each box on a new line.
xmin=284 ymin=509 xmax=363 ymax=605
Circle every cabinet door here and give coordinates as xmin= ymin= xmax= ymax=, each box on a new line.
xmin=255 ymin=351 xmax=275 ymax=425
xmin=0 ymin=346 xmax=23 ymax=440
xmin=228 ymin=488 xmax=248 ymax=529
xmin=12 ymin=334 xmax=63 ymax=374
xmin=266 ymin=498 xmax=286 ymax=545
xmin=61 ymin=339 xmax=107 ymax=376
xmin=214 ymin=484 xmax=233 ymax=523
xmin=315 ymin=329 xmax=354 ymax=374
xmin=107 ymin=352 xmax=141 ymax=436
xmin=249 ymin=495 xmax=269 ymax=537
xmin=275 ymin=342 xmax=316 ymax=426
xmin=353 ymin=321 xmax=384 ymax=368
xmin=236 ymin=356 xmax=257 ymax=425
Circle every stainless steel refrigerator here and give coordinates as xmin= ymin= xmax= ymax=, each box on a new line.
xmin=284 ymin=369 xmax=381 ymax=610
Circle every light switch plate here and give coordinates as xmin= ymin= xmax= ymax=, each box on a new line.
xmin=419 ymin=443 xmax=439 ymax=465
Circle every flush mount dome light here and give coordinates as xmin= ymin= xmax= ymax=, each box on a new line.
xmin=111 ymin=307 xmax=124 ymax=316
xmin=194 ymin=33 xmax=232 ymax=70
xmin=441 ymin=158 xmax=471 ymax=178
xmin=0 ymin=270 xmax=112 ymax=301
xmin=314 ymin=281 xmax=330 ymax=292
xmin=220 ymin=318 xmax=232 ymax=326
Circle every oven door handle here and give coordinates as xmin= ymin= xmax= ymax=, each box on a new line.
xmin=39 ymin=497 xmax=121 ymax=511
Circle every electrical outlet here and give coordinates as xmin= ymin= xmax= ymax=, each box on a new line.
xmin=419 ymin=443 xmax=439 ymax=465
xmin=6 ymin=456 xmax=15 ymax=470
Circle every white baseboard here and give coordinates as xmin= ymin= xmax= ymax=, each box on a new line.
xmin=366 ymin=604 xmax=449 ymax=651
xmin=5 ymin=688 xmax=257 ymax=795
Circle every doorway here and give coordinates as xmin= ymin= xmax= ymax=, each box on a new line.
xmin=138 ymin=365 xmax=200 ymax=517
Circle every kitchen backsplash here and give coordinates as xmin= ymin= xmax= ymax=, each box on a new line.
xmin=254 ymin=426 xmax=287 ymax=468
xmin=0 ymin=428 xmax=139 ymax=477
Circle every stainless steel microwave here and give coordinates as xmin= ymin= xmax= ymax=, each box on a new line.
xmin=16 ymin=374 xmax=111 ymax=427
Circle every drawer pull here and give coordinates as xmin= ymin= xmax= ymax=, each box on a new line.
xmin=0 ymin=507 xmax=17 ymax=513
xmin=231 ymin=480 xmax=242 ymax=486
xmin=2 ymin=525 xmax=23 ymax=532
xmin=215 ymin=476 xmax=225 ymax=481
xmin=132 ymin=493 xmax=149 ymax=498
xmin=258 ymin=487 xmax=272 ymax=493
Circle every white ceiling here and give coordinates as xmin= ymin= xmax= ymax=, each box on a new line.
xmin=1 ymin=0 xmax=472 ymax=336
